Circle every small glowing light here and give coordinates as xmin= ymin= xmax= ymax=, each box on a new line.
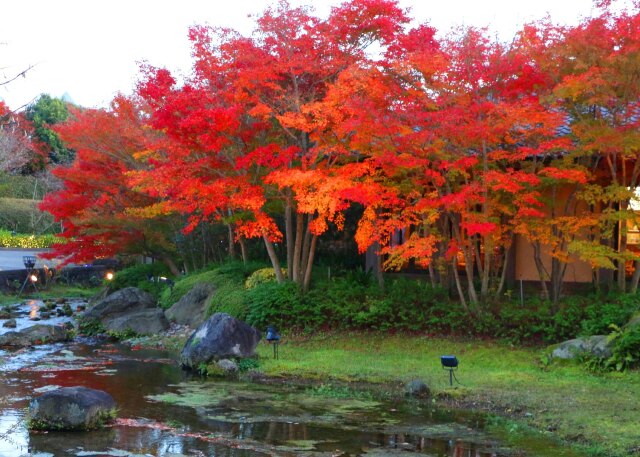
xmin=30 ymin=274 xmax=38 ymax=282
xmin=105 ymin=272 xmax=114 ymax=281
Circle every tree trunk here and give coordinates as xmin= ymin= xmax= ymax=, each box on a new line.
xmin=292 ymin=212 xmax=304 ymax=282
xmin=227 ymin=224 xmax=236 ymax=259
xmin=618 ymin=205 xmax=628 ymax=292
xmin=494 ymin=244 xmax=510 ymax=299
xmin=263 ymin=233 xmax=285 ymax=283
xmin=239 ymin=237 xmax=248 ymax=265
xmin=480 ymin=235 xmax=491 ymax=299
xmin=160 ymin=256 xmax=181 ymax=276
xmin=376 ymin=250 xmax=384 ymax=289
xmin=300 ymin=214 xmax=313 ymax=282
xmin=452 ymin=258 xmax=471 ymax=315
xmin=630 ymin=260 xmax=640 ymax=293
xmin=285 ymin=200 xmax=294 ymax=280
xmin=428 ymin=262 xmax=437 ymax=288
xmin=302 ymin=235 xmax=318 ymax=292
xmin=532 ymin=241 xmax=550 ymax=300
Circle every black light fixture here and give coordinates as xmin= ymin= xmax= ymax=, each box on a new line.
xmin=266 ymin=325 xmax=281 ymax=359
xmin=18 ymin=256 xmax=38 ymax=296
xmin=440 ymin=355 xmax=459 ymax=386
xmin=23 ymin=256 xmax=36 ymax=270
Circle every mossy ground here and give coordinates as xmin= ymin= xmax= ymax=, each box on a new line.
xmin=252 ymin=332 xmax=640 ymax=457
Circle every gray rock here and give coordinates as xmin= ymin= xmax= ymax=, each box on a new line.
xmin=0 ymin=309 xmax=11 ymax=319
xmin=216 ymin=358 xmax=239 ymax=374
xmin=0 ymin=324 xmax=69 ymax=347
xmin=104 ymin=309 xmax=169 ymax=335
xmin=405 ymin=379 xmax=430 ymax=398
xmin=83 ymin=287 xmax=156 ymax=321
xmin=551 ymin=335 xmax=613 ymax=359
xmin=29 ymin=386 xmax=116 ymax=431
xmin=2 ymin=318 xmax=16 ymax=328
xmin=165 ymin=283 xmax=215 ymax=327
xmin=180 ymin=313 xmax=261 ymax=369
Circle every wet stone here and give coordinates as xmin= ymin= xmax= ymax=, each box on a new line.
xmin=2 ymin=318 xmax=16 ymax=328
xmin=29 ymin=386 xmax=117 ymax=431
xmin=405 ymin=379 xmax=430 ymax=398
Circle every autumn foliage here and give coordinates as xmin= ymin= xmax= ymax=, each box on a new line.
xmin=41 ymin=0 xmax=640 ymax=305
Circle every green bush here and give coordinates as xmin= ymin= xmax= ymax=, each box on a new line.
xmin=109 ymin=263 xmax=172 ymax=299
xmin=245 ymin=281 xmax=306 ymax=330
xmin=208 ymin=282 xmax=248 ymax=319
xmin=606 ymin=325 xmax=640 ymax=371
xmin=245 ymin=267 xmax=286 ymax=289
xmin=158 ymin=261 xmax=262 ymax=310
xmin=0 ymin=198 xmax=57 ymax=234
xmin=581 ymin=293 xmax=640 ymax=336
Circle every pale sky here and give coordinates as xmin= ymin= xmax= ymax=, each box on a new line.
xmin=0 ymin=0 xmax=597 ymax=111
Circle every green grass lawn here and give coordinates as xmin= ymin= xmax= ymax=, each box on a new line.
xmin=255 ymin=333 xmax=640 ymax=457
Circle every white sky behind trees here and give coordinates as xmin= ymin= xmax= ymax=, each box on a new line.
xmin=0 ymin=0 xmax=597 ymax=111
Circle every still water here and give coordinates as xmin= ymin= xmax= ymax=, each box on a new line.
xmin=0 ymin=300 xmax=583 ymax=457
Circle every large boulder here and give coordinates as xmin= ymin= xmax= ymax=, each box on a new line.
xmin=104 ymin=309 xmax=169 ymax=335
xmin=165 ymin=283 xmax=215 ymax=327
xmin=29 ymin=386 xmax=116 ymax=431
xmin=550 ymin=335 xmax=613 ymax=360
xmin=0 ymin=324 xmax=69 ymax=347
xmin=180 ymin=313 xmax=261 ymax=369
xmin=83 ymin=287 xmax=156 ymax=321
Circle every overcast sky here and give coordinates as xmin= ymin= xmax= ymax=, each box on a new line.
xmin=0 ymin=0 xmax=597 ymax=111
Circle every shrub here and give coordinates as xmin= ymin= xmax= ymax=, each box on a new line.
xmin=245 ymin=267 xmax=287 ymax=289
xmin=158 ymin=261 xmax=261 ymax=310
xmin=581 ymin=293 xmax=640 ymax=336
xmin=208 ymin=282 xmax=248 ymax=319
xmin=605 ymin=325 xmax=640 ymax=371
xmin=245 ymin=281 xmax=307 ymax=330
xmin=109 ymin=263 xmax=172 ymax=299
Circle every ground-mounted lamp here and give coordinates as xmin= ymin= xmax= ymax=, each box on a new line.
xmin=266 ymin=326 xmax=281 ymax=359
xmin=159 ymin=276 xmax=175 ymax=290
xmin=148 ymin=275 xmax=174 ymax=290
xmin=105 ymin=271 xmax=114 ymax=281
xmin=18 ymin=256 xmax=38 ymax=296
xmin=440 ymin=355 xmax=459 ymax=386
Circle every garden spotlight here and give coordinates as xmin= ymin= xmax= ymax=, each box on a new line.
xmin=440 ymin=355 xmax=459 ymax=386
xmin=266 ymin=326 xmax=281 ymax=359
xmin=105 ymin=272 xmax=114 ymax=281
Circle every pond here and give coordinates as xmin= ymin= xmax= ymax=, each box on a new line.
xmin=0 ymin=300 xmax=585 ymax=457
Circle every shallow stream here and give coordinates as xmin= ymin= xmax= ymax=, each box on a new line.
xmin=0 ymin=300 xmax=585 ymax=456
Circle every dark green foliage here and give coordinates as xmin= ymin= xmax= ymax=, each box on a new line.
xmin=109 ymin=263 xmax=172 ymax=299
xmin=237 ymin=357 xmax=260 ymax=372
xmin=604 ymin=325 xmax=640 ymax=372
xmin=245 ymin=276 xmax=450 ymax=333
xmin=245 ymin=281 xmax=306 ymax=330
xmin=580 ymin=294 xmax=640 ymax=335
xmin=24 ymin=94 xmax=72 ymax=164
xmin=208 ymin=282 xmax=248 ymax=319
xmin=77 ymin=318 xmax=105 ymax=336
xmin=158 ymin=261 xmax=264 ymax=310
